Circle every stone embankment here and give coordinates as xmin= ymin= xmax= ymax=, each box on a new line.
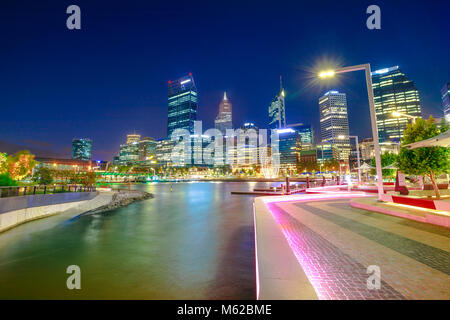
xmin=83 ymin=190 xmax=153 ymax=215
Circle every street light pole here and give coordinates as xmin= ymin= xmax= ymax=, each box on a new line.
xmin=340 ymin=134 xmax=361 ymax=184
xmin=350 ymin=135 xmax=361 ymax=184
xmin=319 ymin=63 xmax=383 ymax=199
xmin=364 ymin=64 xmax=384 ymax=200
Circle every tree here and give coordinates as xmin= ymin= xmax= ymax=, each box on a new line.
xmin=7 ymin=150 xmax=37 ymax=180
xmin=118 ymin=165 xmax=131 ymax=173
xmin=397 ymin=116 xmax=450 ymax=199
xmin=298 ymin=160 xmax=319 ymax=173
xmin=81 ymin=172 xmax=97 ymax=186
xmin=32 ymin=167 xmax=54 ymax=185
xmin=0 ymin=153 xmax=7 ymax=174
xmin=370 ymin=152 xmax=398 ymax=178
xmin=324 ymin=159 xmax=340 ymax=172
xmin=440 ymin=118 xmax=449 ymax=133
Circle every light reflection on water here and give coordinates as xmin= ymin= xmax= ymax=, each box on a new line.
xmin=0 ymin=181 xmax=282 ymax=299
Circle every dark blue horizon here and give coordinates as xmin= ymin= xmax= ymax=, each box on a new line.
xmin=1 ymin=0 xmax=449 ymax=161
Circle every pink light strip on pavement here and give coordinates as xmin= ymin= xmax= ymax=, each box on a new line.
xmin=263 ymin=192 xmax=369 ymax=205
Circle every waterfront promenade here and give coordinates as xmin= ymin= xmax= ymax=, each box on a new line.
xmin=0 ymin=188 xmax=150 ymax=233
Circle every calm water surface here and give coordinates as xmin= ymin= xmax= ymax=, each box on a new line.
xmin=0 ymin=182 xmax=283 ymax=299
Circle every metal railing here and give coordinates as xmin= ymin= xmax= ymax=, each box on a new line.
xmin=0 ymin=185 xmax=96 ymax=198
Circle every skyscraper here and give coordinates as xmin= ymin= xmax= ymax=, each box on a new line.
xmin=127 ymin=134 xmax=141 ymax=144
xmin=118 ymin=142 xmax=139 ymax=165
xmin=138 ymin=137 xmax=157 ymax=161
xmin=318 ymin=90 xmax=351 ymax=160
xmin=275 ymin=128 xmax=300 ymax=174
xmin=167 ymin=73 xmax=198 ymax=138
xmin=297 ymin=124 xmax=315 ymax=149
xmin=441 ymin=83 xmax=450 ymax=122
xmin=214 ymin=92 xmax=233 ymax=134
xmin=71 ymin=138 xmax=92 ymax=161
xmin=268 ymin=76 xmax=286 ymax=129
xmin=156 ymin=138 xmax=176 ymax=167
xmin=371 ymin=66 xmax=422 ymax=142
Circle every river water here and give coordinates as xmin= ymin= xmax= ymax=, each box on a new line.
xmin=0 ymin=181 xmax=285 ymax=299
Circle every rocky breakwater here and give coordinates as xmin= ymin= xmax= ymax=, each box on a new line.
xmin=84 ymin=190 xmax=153 ymax=215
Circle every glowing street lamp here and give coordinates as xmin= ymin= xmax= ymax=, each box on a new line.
xmin=319 ymin=70 xmax=336 ymax=78
xmin=392 ymin=111 xmax=418 ymax=124
xmin=318 ymin=64 xmax=383 ymax=199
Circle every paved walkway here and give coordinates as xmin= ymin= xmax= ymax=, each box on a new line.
xmin=268 ymin=199 xmax=450 ymax=300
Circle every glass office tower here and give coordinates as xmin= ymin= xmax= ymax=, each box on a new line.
xmin=371 ymin=66 xmax=422 ymax=142
xmin=71 ymin=138 xmax=92 ymax=161
xmin=297 ymin=124 xmax=315 ymax=149
xmin=318 ymin=90 xmax=351 ymax=161
xmin=269 ymin=128 xmax=300 ymax=174
xmin=167 ymin=73 xmax=198 ymax=138
xmin=268 ymin=89 xmax=286 ymax=129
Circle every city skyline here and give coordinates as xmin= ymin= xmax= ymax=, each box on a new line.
xmin=1 ymin=1 xmax=449 ymax=161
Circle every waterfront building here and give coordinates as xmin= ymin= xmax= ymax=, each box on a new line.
xmin=71 ymin=138 xmax=92 ymax=161
xmin=156 ymin=138 xmax=176 ymax=167
xmin=268 ymin=77 xmax=286 ymax=129
xmin=272 ymin=128 xmax=301 ymax=175
xmin=442 ymin=83 xmax=450 ymax=122
xmin=233 ymin=123 xmax=259 ymax=169
xmin=93 ymin=160 xmax=109 ymax=171
xmin=139 ymin=137 xmax=157 ymax=161
xmin=318 ymin=90 xmax=351 ymax=161
xmin=371 ymin=66 xmax=422 ymax=142
xmin=36 ymin=157 xmax=95 ymax=171
xmin=297 ymin=124 xmax=315 ymax=149
xmin=316 ymin=143 xmax=339 ymax=163
xmin=300 ymin=149 xmax=317 ymax=164
xmin=126 ymin=134 xmax=141 ymax=144
xmin=118 ymin=141 xmax=139 ymax=166
xmin=167 ymin=73 xmax=198 ymax=137
xmin=214 ymin=92 xmax=233 ymax=135
xmin=359 ymin=138 xmax=400 ymax=161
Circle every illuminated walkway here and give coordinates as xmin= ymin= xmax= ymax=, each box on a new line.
xmin=265 ymin=198 xmax=450 ymax=300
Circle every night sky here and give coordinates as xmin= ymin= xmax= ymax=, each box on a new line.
xmin=1 ymin=0 xmax=449 ymax=161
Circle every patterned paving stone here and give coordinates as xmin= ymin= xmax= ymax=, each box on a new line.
xmin=277 ymin=200 xmax=450 ymax=299
xmin=296 ymin=202 xmax=450 ymax=275
xmin=268 ymin=202 xmax=405 ymax=300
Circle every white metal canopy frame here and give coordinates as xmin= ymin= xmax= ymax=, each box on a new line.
xmin=403 ymin=130 xmax=450 ymax=149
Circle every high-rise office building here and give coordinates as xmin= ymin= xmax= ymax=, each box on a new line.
xmin=274 ymin=128 xmax=300 ymax=174
xmin=297 ymin=124 xmax=315 ymax=149
xmin=268 ymin=77 xmax=286 ymax=129
xmin=372 ymin=66 xmax=422 ymax=142
xmin=215 ymin=92 xmax=233 ymax=134
xmin=316 ymin=143 xmax=339 ymax=163
xmin=167 ymin=73 xmax=198 ymax=138
xmin=118 ymin=142 xmax=139 ymax=165
xmin=127 ymin=134 xmax=141 ymax=144
xmin=71 ymin=138 xmax=92 ymax=161
xmin=156 ymin=138 xmax=176 ymax=167
xmin=441 ymin=83 xmax=450 ymax=122
xmin=139 ymin=137 xmax=157 ymax=161
xmin=318 ymin=90 xmax=351 ymax=160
